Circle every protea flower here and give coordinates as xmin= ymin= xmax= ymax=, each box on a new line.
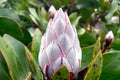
xmin=38 ymin=6 xmax=82 ymax=78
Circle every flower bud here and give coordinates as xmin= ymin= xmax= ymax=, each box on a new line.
xmin=111 ymin=16 xmax=119 ymax=23
xmin=38 ymin=6 xmax=82 ymax=78
xmin=102 ymin=31 xmax=114 ymax=53
xmin=105 ymin=31 xmax=114 ymax=46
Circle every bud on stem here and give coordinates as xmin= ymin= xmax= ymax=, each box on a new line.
xmin=102 ymin=31 xmax=114 ymax=53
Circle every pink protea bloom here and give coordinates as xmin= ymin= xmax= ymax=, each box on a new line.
xmin=38 ymin=6 xmax=82 ymax=78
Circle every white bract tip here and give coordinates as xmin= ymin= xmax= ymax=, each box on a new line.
xmin=105 ymin=31 xmax=114 ymax=40
xmin=49 ymin=5 xmax=56 ymax=18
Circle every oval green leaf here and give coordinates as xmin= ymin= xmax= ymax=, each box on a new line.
xmin=24 ymin=46 xmax=43 ymax=80
xmin=31 ymin=28 xmax=42 ymax=63
xmin=0 ymin=17 xmax=23 ymax=39
xmin=3 ymin=34 xmax=30 ymax=77
xmin=84 ymin=53 xmax=103 ymax=80
xmin=100 ymin=52 xmax=120 ymax=80
xmin=81 ymin=46 xmax=94 ymax=70
xmin=0 ymin=36 xmax=24 ymax=80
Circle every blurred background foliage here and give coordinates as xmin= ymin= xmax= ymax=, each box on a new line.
xmin=0 ymin=0 xmax=120 ymax=80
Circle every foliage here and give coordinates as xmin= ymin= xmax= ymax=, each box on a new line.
xmin=0 ymin=0 xmax=120 ymax=80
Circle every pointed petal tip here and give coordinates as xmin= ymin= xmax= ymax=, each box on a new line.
xmin=49 ymin=5 xmax=56 ymax=18
xmin=49 ymin=5 xmax=56 ymax=13
xmin=105 ymin=31 xmax=114 ymax=40
xmin=58 ymin=8 xmax=63 ymax=12
xmin=58 ymin=8 xmax=65 ymax=17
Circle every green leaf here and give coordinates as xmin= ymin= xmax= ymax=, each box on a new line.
xmin=31 ymin=29 xmax=42 ymax=63
xmin=69 ymin=12 xmax=81 ymax=26
xmin=29 ymin=7 xmax=49 ymax=33
xmin=52 ymin=0 xmax=71 ymax=9
xmin=0 ymin=53 xmax=10 ymax=80
xmin=100 ymin=52 xmax=120 ymax=80
xmin=76 ymin=0 xmax=99 ymax=9
xmin=7 ymin=0 xmax=29 ymax=10
xmin=84 ymin=52 xmax=103 ymax=80
xmin=105 ymin=1 xmax=118 ymax=24
xmin=19 ymin=14 xmax=33 ymax=28
xmin=28 ymin=7 xmax=39 ymax=21
xmin=37 ymin=7 xmax=49 ymax=33
xmin=20 ymin=27 xmax=32 ymax=45
xmin=0 ymin=17 xmax=23 ymax=38
xmin=0 ymin=9 xmax=32 ymax=44
xmin=110 ymin=39 xmax=120 ymax=50
xmin=81 ymin=46 xmax=94 ymax=70
xmin=29 ymin=14 xmax=38 ymax=26
xmin=0 ymin=36 xmax=24 ymax=80
xmin=51 ymin=66 xmax=70 ymax=80
xmin=3 ymin=34 xmax=30 ymax=77
xmin=24 ymin=46 xmax=43 ymax=80
xmin=29 ymin=0 xmax=43 ymax=7
xmin=0 ymin=17 xmax=32 ymax=44
xmin=0 ymin=9 xmax=20 ymax=22
xmin=79 ymin=32 xmax=96 ymax=47
xmin=84 ymin=37 xmax=102 ymax=80
xmin=92 ymin=37 xmax=101 ymax=57
xmin=99 ymin=0 xmax=110 ymax=10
